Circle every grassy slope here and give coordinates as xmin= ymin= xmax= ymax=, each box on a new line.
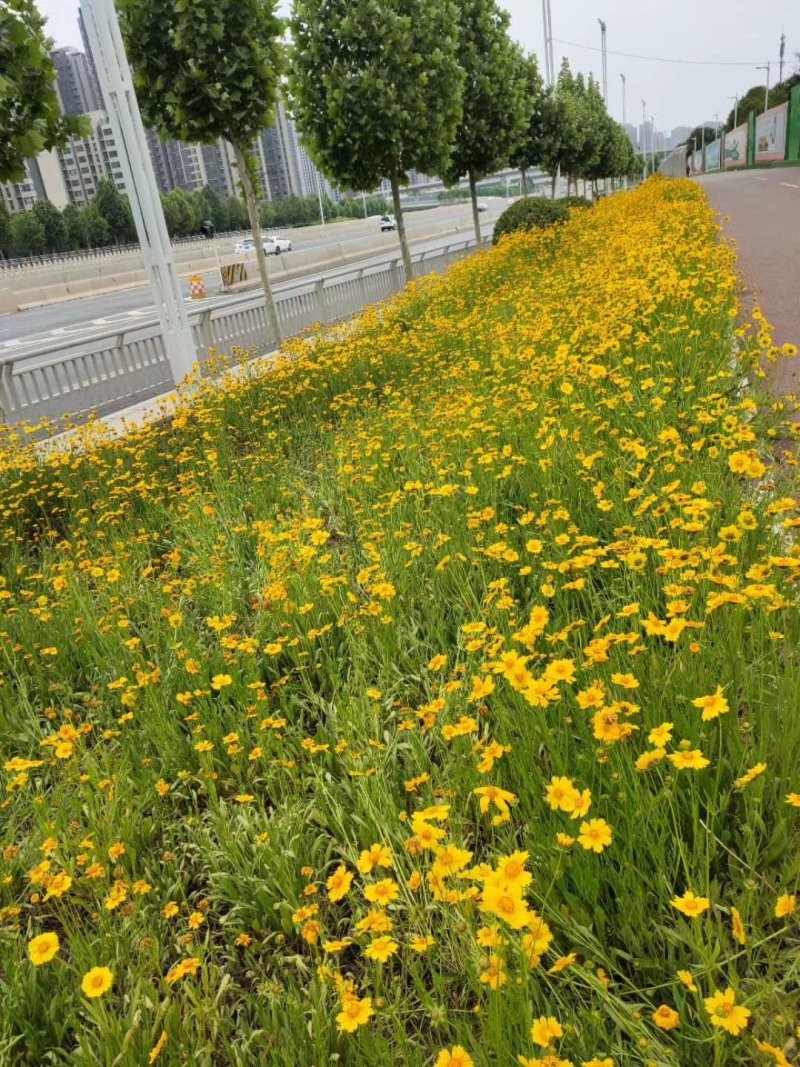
xmin=0 ymin=179 xmax=799 ymax=1067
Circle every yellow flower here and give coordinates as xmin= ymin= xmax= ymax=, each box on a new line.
xmin=577 ymin=819 xmax=612 ymax=853
xmin=357 ymin=843 xmax=393 ymax=874
xmin=435 ymin=1047 xmax=474 ymax=1067
xmin=668 ymin=749 xmax=710 ymax=771
xmin=755 ymin=1039 xmax=793 ymax=1066
xmin=734 ymin=762 xmax=767 ymax=789
xmin=163 ymin=901 xmax=179 ymax=918
xmin=691 ymin=687 xmax=729 ymax=721
xmin=363 ymin=935 xmax=398 ymax=963
xmin=469 ymin=675 xmax=495 ymax=701
xmin=364 ymin=877 xmax=401 ymax=906
xmin=148 ymin=1030 xmax=168 ymax=1064
xmin=42 ymin=871 xmax=72 ymax=901
xmin=479 ymin=952 xmax=507 ymax=989
xmin=326 ymin=864 xmax=353 ymax=902
xmin=165 ymin=957 xmax=201 ymax=984
xmin=704 ymin=986 xmax=750 ymax=1036
xmin=409 ymin=934 xmax=435 ymax=953
xmin=677 ymin=969 xmax=697 ymax=991
xmin=210 ymin=674 xmax=233 ymax=690
xmin=730 ymin=907 xmax=746 ymax=945
xmin=774 ymin=893 xmax=796 ymax=918
xmin=27 ymin=932 xmax=60 ymax=965
xmin=671 ymin=891 xmax=711 ymax=918
xmin=652 ymin=1004 xmax=680 ymax=1030
xmin=480 ymin=883 xmax=532 ymax=929
xmin=530 ymin=1015 xmax=564 ymax=1048
xmin=336 ymin=994 xmax=374 ymax=1033
xmin=427 ymin=654 xmax=448 ymax=671
xmin=81 ymin=966 xmax=114 ymax=998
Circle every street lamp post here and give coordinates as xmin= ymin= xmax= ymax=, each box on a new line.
xmin=621 ymin=73 xmax=628 ymax=190
xmin=315 ymin=170 xmax=326 ymax=226
xmin=80 ymin=0 xmax=196 ymax=385
xmin=541 ymin=0 xmax=554 ymax=86
xmin=651 ymin=115 xmax=656 ymax=173
xmin=728 ymin=94 xmax=739 ymax=129
xmin=642 ymin=99 xmax=647 ymax=180
xmin=756 ymin=63 xmax=770 ymax=112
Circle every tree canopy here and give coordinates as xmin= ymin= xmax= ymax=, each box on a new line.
xmin=289 ymin=0 xmax=464 ymax=277
xmin=0 ymin=0 xmax=87 ymax=182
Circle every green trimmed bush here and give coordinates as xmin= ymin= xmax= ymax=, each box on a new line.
xmin=492 ymin=197 xmax=568 ymax=244
xmin=563 ymin=195 xmax=593 ymax=210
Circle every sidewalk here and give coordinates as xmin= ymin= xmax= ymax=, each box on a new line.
xmin=696 ymin=167 xmax=800 ymax=400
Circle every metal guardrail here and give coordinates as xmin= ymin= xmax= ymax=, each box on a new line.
xmin=0 ymin=236 xmax=481 ymax=428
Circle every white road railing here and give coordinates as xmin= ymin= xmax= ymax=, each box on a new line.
xmin=0 ymin=237 xmax=482 ymax=428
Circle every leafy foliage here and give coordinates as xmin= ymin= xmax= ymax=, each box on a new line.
xmin=0 ymin=0 xmax=87 ymax=182
xmin=492 ymin=195 xmax=568 ymax=243
xmin=289 ymin=0 xmax=463 ymax=276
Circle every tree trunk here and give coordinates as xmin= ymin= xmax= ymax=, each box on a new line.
xmin=232 ymin=140 xmax=281 ymax=346
xmin=551 ymin=171 xmax=557 ymax=199
xmin=389 ymin=171 xmax=412 ymax=283
xmin=468 ymin=169 xmax=482 ymax=247
xmin=520 ymin=166 xmax=528 ymax=198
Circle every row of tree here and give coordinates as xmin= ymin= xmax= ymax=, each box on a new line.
xmin=4 ymin=0 xmax=635 ymax=340
xmin=0 ymin=175 xmax=394 ymax=260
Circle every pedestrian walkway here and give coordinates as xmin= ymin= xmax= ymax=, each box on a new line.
xmin=697 ymin=167 xmax=800 ymax=400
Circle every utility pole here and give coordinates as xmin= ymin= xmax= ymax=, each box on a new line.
xmin=621 ymin=73 xmax=628 ymax=190
xmin=728 ymin=95 xmax=739 ymax=129
xmin=756 ymin=63 xmax=771 ymax=111
xmin=541 ymin=0 xmax=554 ymax=86
xmin=81 ymin=0 xmax=196 ymax=385
xmin=779 ymin=32 xmax=786 ymax=84
xmin=642 ymin=99 xmax=647 ymax=180
xmin=651 ymin=115 xmax=656 ymax=173
xmin=598 ymin=19 xmax=608 ymax=105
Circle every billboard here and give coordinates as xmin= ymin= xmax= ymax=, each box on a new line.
xmin=705 ymin=139 xmax=721 ymax=171
xmin=691 ymin=151 xmax=703 ymax=174
xmin=755 ymin=103 xmax=788 ymax=162
xmin=724 ymin=124 xmax=748 ymax=168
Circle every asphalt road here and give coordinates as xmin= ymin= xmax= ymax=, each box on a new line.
xmin=696 ymin=166 xmax=800 ymax=398
xmin=0 ymin=199 xmax=509 ymax=344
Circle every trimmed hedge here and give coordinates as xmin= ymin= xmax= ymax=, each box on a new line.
xmin=492 ymin=197 xmax=569 ymax=244
xmin=562 ymin=195 xmax=593 ymax=210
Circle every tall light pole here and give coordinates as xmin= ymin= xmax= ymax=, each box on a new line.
xmin=728 ymin=94 xmax=739 ymax=129
xmin=756 ymin=63 xmax=770 ymax=111
xmin=598 ymin=19 xmax=608 ymax=105
xmin=651 ymin=115 xmax=656 ymax=173
xmin=315 ymin=170 xmax=326 ymax=226
xmin=541 ymin=0 xmax=554 ymax=86
xmin=80 ymin=0 xmax=196 ymax=384
xmin=642 ymin=99 xmax=647 ymax=180
xmin=621 ymin=73 xmax=628 ymax=190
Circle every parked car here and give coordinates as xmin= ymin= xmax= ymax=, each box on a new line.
xmin=477 ymin=201 xmax=488 ymax=212
xmin=380 ymin=214 xmax=397 ymax=231
xmin=233 ymin=235 xmax=293 ymax=256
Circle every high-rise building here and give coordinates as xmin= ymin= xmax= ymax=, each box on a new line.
xmin=57 ymin=110 xmax=126 ymax=207
xmin=50 ymin=46 xmax=102 ymax=116
xmin=78 ymin=10 xmax=103 ymax=108
xmin=669 ymin=126 xmax=692 ymax=149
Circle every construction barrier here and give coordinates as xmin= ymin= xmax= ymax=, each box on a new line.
xmin=188 ymin=275 xmax=207 ymax=300
xmin=220 ymin=263 xmax=248 ymax=290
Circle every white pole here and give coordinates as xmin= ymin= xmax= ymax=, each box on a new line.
xmin=541 ymin=0 xmax=554 ymax=86
xmin=361 ymin=191 xmax=367 ymax=218
xmin=642 ymin=99 xmax=647 ymax=180
xmin=315 ymin=170 xmax=325 ymax=225
xmin=621 ymin=73 xmax=628 ymax=190
xmin=80 ymin=0 xmax=196 ymax=384
xmin=651 ymin=115 xmax=656 ymax=173
xmin=598 ymin=20 xmax=608 ymax=104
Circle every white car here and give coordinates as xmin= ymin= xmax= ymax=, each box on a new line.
xmin=233 ymin=235 xmax=293 ymax=256
xmin=477 ymin=201 xmax=488 ymax=212
xmin=263 ymin=235 xmax=293 ymax=255
xmin=380 ymin=215 xmax=397 ymax=231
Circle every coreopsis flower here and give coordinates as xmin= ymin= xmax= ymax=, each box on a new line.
xmin=692 ymin=687 xmax=729 ymax=720
xmin=336 ymin=994 xmax=374 ymax=1033
xmin=652 ymin=1005 xmax=680 ymax=1030
xmin=81 ymin=966 xmax=114 ymax=998
xmin=671 ymin=891 xmax=711 ymax=918
xmin=530 ymin=1016 xmax=564 ymax=1048
xmin=27 ymin=932 xmax=60 ymax=965
xmin=704 ymin=987 xmax=750 ymax=1036
xmin=326 ymin=865 xmax=353 ymax=902
xmin=577 ymin=819 xmax=612 ymax=853
xmin=435 ymin=1048 xmax=474 ymax=1067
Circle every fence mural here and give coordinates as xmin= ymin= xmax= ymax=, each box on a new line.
xmin=723 ymin=124 xmax=748 ymax=168
xmin=755 ymin=103 xmax=789 ymax=163
xmin=705 ymin=139 xmax=722 ymax=171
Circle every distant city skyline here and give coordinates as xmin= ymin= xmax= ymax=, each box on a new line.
xmin=34 ymin=0 xmax=799 ymax=132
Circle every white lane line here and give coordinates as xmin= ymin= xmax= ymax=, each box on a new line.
xmin=91 ymin=318 xmax=109 ymax=325
xmin=780 ymin=182 xmax=800 ymax=189
xmin=0 ymin=339 xmax=21 ymax=348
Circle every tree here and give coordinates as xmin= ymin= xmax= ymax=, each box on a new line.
xmin=289 ymin=0 xmax=464 ymax=279
xmin=62 ymin=204 xmax=90 ymax=250
xmin=92 ymin=177 xmax=135 ymax=244
xmin=683 ymin=126 xmax=720 ymax=154
xmin=119 ymin=0 xmax=285 ymax=343
xmin=9 ymin=210 xmax=45 ymax=257
xmin=31 ymin=200 xmax=67 ymax=253
xmin=0 ymin=0 xmax=87 ymax=182
xmin=510 ymin=52 xmax=546 ymax=197
xmin=82 ymin=202 xmax=112 ymax=248
xmin=161 ymin=188 xmax=201 ymax=238
xmin=442 ymin=1 xmax=527 ymax=244
xmin=198 ymin=185 xmax=231 ymax=233
xmin=0 ymin=203 xmax=11 ymax=258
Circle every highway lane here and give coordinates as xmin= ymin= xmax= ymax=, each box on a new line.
xmin=7 ymin=224 xmax=498 ymax=373
xmin=0 ymin=200 xmax=508 ymax=344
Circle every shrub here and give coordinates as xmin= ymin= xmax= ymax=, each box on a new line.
xmin=563 ymin=194 xmax=593 ymax=210
xmin=492 ymin=196 xmax=568 ymax=244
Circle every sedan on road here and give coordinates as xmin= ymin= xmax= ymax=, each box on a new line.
xmin=380 ymin=215 xmax=397 ymax=231
xmin=233 ymin=236 xmax=293 ymax=256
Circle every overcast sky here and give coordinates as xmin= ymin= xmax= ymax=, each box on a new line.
xmin=36 ymin=0 xmax=798 ymax=132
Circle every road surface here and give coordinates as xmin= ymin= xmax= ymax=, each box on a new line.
xmin=696 ymin=167 xmax=800 ymax=398
xmin=0 ymin=200 xmax=507 ymax=344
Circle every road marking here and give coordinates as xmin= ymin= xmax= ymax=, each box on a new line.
xmin=91 ymin=318 xmax=109 ymax=325
xmin=780 ymin=182 xmax=800 ymax=189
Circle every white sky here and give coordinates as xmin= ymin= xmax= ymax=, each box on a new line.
xmin=36 ymin=0 xmax=799 ymax=132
